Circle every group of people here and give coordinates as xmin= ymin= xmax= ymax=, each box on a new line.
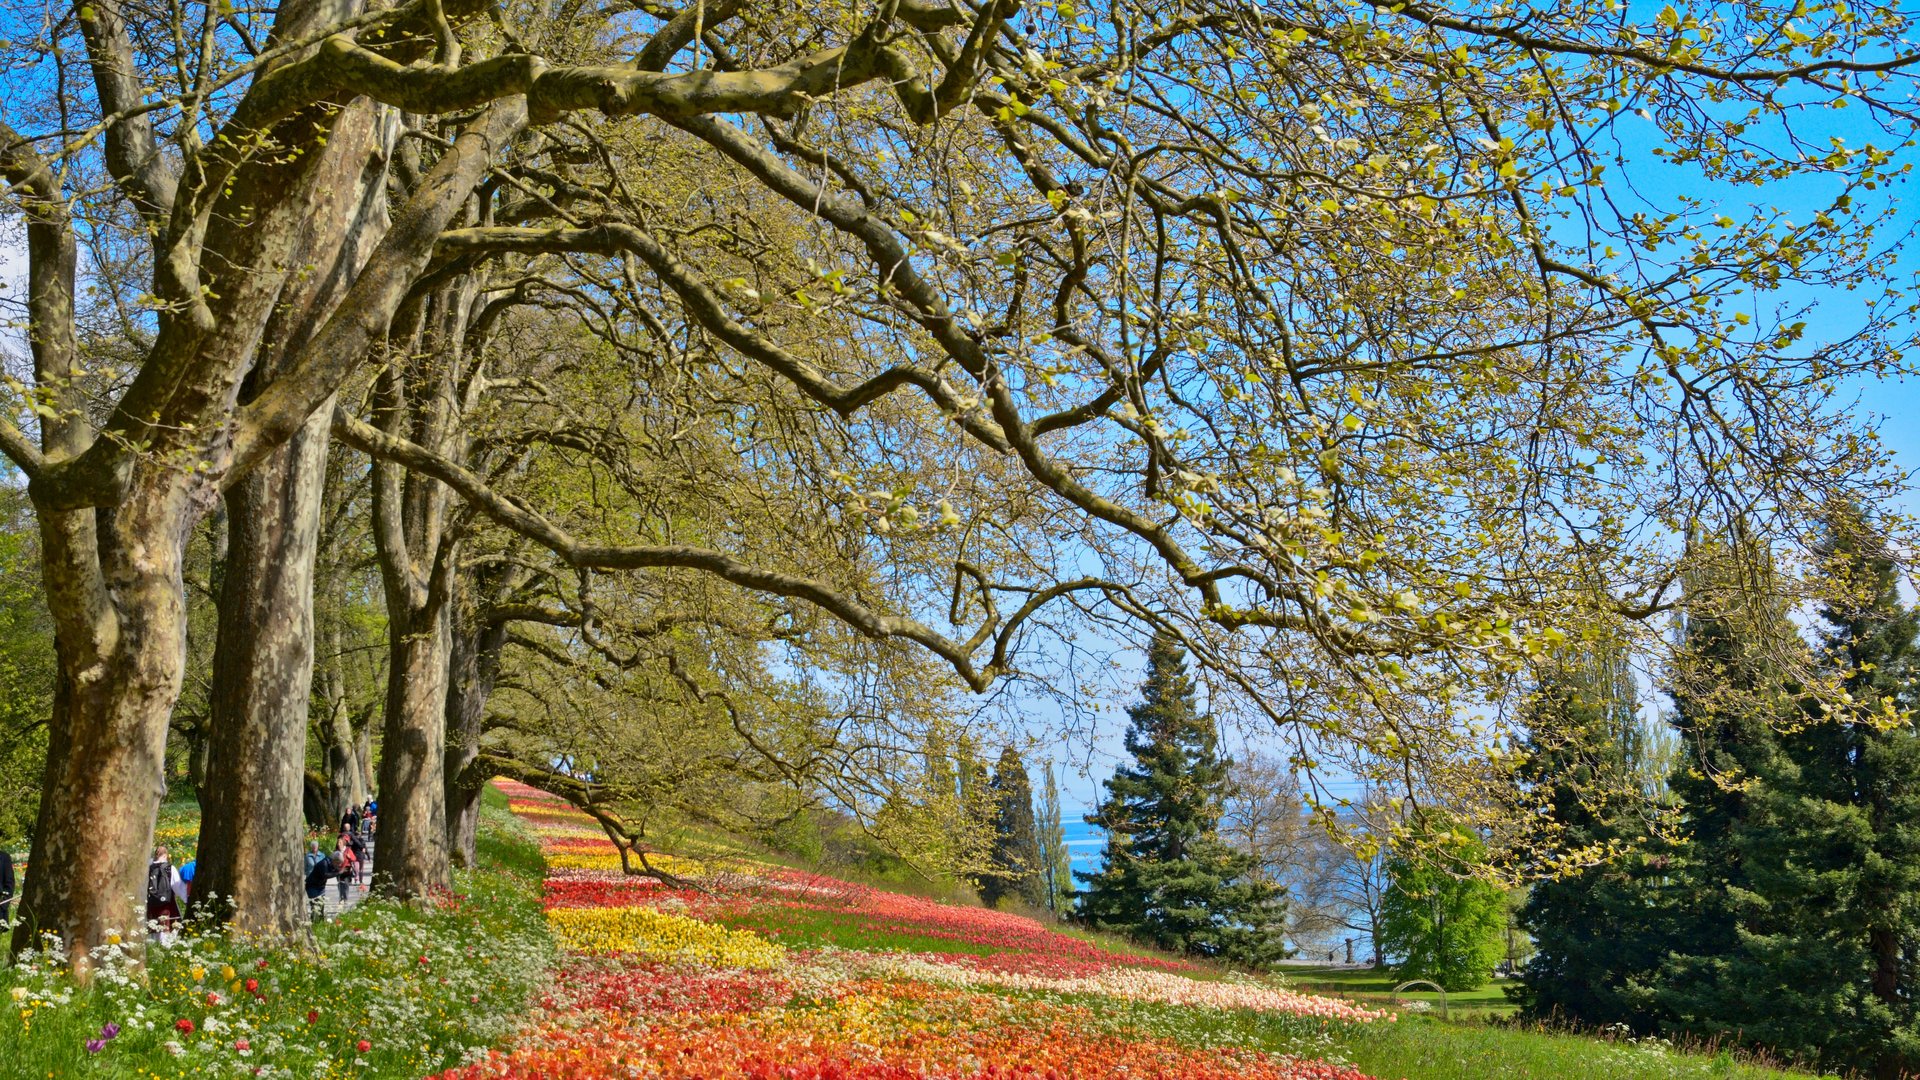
xmin=305 ymin=799 xmax=377 ymax=917
xmin=133 ymin=797 xmax=379 ymax=941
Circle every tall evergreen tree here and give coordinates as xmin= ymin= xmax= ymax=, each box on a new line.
xmin=1651 ymin=536 xmax=1802 ymax=1039
xmin=1035 ymin=761 xmax=1075 ymax=916
xmin=1077 ymin=633 xmax=1290 ymax=966
xmin=1511 ymin=635 xmax=1673 ymax=1029
xmin=981 ymin=748 xmax=1047 ymax=908
xmin=1668 ymin=511 xmax=1920 ymax=1077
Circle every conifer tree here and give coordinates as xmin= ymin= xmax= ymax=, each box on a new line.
xmin=1670 ymin=510 xmax=1920 ymax=1077
xmin=1511 ymin=635 xmax=1672 ymax=1029
xmin=981 ymin=748 xmax=1047 ymax=909
xmin=1035 ymin=761 xmax=1075 ymax=916
xmin=1653 ymin=538 xmax=1801 ymax=1032
xmin=1077 ymin=633 xmax=1290 ymax=966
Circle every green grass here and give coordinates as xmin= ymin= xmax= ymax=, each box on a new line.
xmin=1338 ymin=1016 xmax=1829 ymax=1080
xmin=0 ymin=783 xmax=555 ymax=1079
xmin=1283 ymin=964 xmax=1517 ymax=1020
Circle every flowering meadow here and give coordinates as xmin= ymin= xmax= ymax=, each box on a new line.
xmin=436 ymin=782 xmax=1389 ymax=1079
xmin=0 ymin=792 xmax=554 ymax=1078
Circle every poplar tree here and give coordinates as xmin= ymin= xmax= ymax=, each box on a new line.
xmin=1035 ymin=761 xmax=1075 ymax=916
xmin=1078 ymin=634 xmax=1289 ymax=966
xmin=1511 ymin=636 xmax=1671 ymax=1029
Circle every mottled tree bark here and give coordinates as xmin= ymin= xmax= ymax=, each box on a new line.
xmin=373 ymin=590 xmax=454 ymax=895
xmin=192 ymin=91 xmax=389 ymax=937
xmin=445 ymin=601 xmax=507 ymax=868
xmin=193 ymin=405 xmax=332 ymax=935
xmin=367 ymin=276 xmax=477 ymax=898
xmin=17 ymin=477 xmax=202 ymax=972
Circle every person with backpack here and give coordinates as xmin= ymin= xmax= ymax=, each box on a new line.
xmin=146 ymin=846 xmax=182 ymax=941
xmin=303 ymin=840 xmax=333 ymax=919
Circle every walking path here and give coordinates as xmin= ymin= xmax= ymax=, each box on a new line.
xmin=317 ymin=833 xmax=375 ymax=918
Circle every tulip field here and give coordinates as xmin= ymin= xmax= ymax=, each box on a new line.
xmin=435 ymin=781 xmax=1389 ymax=1080
xmin=0 ymin=781 xmax=1843 ymax=1079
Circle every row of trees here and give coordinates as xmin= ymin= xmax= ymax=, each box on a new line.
xmin=0 ymin=0 xmax=1913 ymax=981
xmin=1516 ymin=510 xmax=1920 ymax=1078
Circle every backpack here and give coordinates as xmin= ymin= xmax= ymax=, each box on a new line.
xmin=146 ymin=862 xmax=172 ymax=906
xmin=304 ymin=853 xmax=333 ymax=889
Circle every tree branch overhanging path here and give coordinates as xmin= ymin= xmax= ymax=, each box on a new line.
xmin=0 ymin=0 xmax=1914 ymax=972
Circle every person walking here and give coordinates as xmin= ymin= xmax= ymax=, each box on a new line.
xmin=0 ymin=844 xmax=15 ymax=927
xmin=344 ymin=825 xmax=368 ymax=884
xmin=146 ymin=846 xmax=182 ymax=942
xmin=342 ymin=804 xmax=360 ymax=840
xmin=303 ymin=840 xmax=332 ymax=920
xmin=334 ymin=836 xmax=358 ymax=904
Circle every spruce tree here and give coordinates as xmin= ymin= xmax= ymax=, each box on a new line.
xmin=1077 ymin=633 xmax=1290 ymax=966
xmin=1652 ymin=537 xmax=1802 ymax=1041
xmin=981 ymin=748 xmax=1047 ymax=908
xmin=1035 ymin=761 xmax=1075 ymax=916
xmin=1673 ymin=511 xmax=1920 ymax=1077
xmin=1511 ymin=636 xmax=1672 ymax=1029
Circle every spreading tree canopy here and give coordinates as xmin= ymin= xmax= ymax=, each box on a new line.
xmin=0 ymin=0 xmax=1916 ymax=966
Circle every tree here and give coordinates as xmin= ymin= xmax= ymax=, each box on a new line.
xmin=1651 ymin=536 xmax=1803 ymax=1032
xmin=0 ymin=490 xmax=53 ymax=846
xmin=1662 ymin=510 xmax=1920 ymax=1078
xmin=1295 ymin=792 xmax=1401 ymax=966
xmin=1511 ymin=633 xmax=1674 ymax=1030
xmin=1034 ymin=761 xmax=1074 ymax=917
xmin=1078 ymin=634 xmax=1290 ymax=967
xmin=1377 ymin=823 xmax=1507 ymax=992
xmin=4 ymin=0 xmax=1915 ymax=967
xmin=980 ymin=748 xmax=1045 ymax=909
xmin=1224 ymin=752 xmax=1344 ymax=952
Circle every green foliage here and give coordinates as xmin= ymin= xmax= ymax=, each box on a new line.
xmin=1511 ymin=633 xmax=1673 ymax=1030
xmin=1077 ymin=633 xmax=1289 ymax=967
xmin=1377 ymin=824 xmax=1506 ymax=992
xmin=0 ymin=489 xmax=51 ymax=844
xmin=1657 ymin=511 xmax=1920 ymax=1077
xmin=980 ymin=747 xmax=1045 ymax=909
xmin=1035 ymin=761 xmax=1074 ymax=916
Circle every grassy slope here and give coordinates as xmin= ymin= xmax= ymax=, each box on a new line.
xmin=1337 ymin=1018 xmax=1827 ymax=1080
xmin=0 ymin=784 xmax=554 ymax=1079
xmin=1284 ymin=964 xmax=1516 ymax=1019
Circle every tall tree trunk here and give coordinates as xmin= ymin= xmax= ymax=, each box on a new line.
xmin=192 ymin=404 xmax=332 ymax=935
xmin=17 ymin=478 xmax=200 ymax=973
xmin=374 ymin=593 xmax=454 ymax=895
xmin=191 ymin=96 xmax=389 ymax=936
xmin=445 ymin=607 xmax=507 ymax=868
xmin=364 ymin=271 xmax=483 ymax=897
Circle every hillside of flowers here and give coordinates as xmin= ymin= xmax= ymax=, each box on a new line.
xmin=438 ymin=781 xmax=1390 ymax=1080
xmin=0 ymin=794 xmax=553 ymax=1078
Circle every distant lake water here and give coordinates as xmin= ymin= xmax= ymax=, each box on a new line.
xmin=1062 ymin=818 xmax=1105 ymax=881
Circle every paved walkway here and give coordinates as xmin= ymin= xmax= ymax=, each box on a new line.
xmin=316 ymin=834 xmax=375 ymax=918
